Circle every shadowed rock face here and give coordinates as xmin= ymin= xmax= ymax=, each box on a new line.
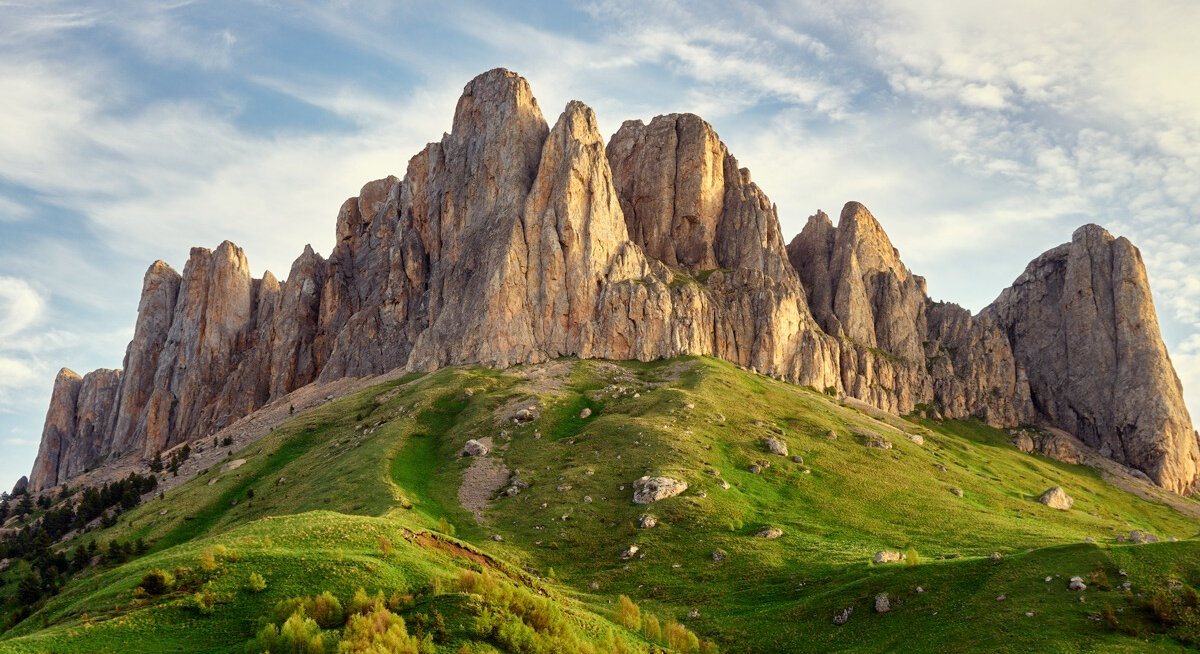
xmin=27 ymin=69 xmax=1198 ymax=495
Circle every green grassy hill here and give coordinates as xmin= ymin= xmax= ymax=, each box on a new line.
xmin=2 ymin=356 xmax=1199 ymax=653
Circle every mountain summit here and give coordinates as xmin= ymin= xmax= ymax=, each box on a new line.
xmin=28 ymin=68 xmax=1199 ymax=494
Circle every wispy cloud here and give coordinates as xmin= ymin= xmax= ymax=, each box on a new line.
xmin=0 ymin=277 xmax=45 ymax=340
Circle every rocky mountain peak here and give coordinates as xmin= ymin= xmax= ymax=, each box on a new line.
xmin=606 ymin=112 xmax=795 ymax=282
xmin=986 ymin=222 xmax=1198 ymax=493
xmin=788 ymin=201 xmax=927 ymax=361
xmin=25 ymin=69 xmax=1198 ymax=497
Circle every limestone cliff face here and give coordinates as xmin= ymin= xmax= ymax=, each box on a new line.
xmin=29 ymin=368 xmax=122 ymax=490
xmin=27 ymin=69 xmax=1198 ymax=495
xmin=606 ymin=113 xmax=795 ymax=280
xmin=984 ymin=225 xmax=1198 ymax=493
xmin=785 ymin=203 xmax=1031 ymax=420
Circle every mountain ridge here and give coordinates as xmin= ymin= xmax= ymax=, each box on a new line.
xmin=26 ymin=68 xmax=1199 ymax=495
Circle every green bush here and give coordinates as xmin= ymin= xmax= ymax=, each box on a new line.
xmin=347 ymin=588 xmax=386 ymax=618
xmin=138 ymin=569 xmax=175 ymax=596
xmin=192 ymin=585 xmax=216 ymax=615
xmin=247 ymin=572 xmax=267 ymax=593
xmin=273 ymin=591 xmax=344 ymax=629
xmin=248 ymin=611 xmax=325 ymax=653
xmin=338 ymin=605 xmax=431 ymax=653
xmin=643 ymin=613 xmax=662 ymax=644
xmin=614 ymin=595 xmax=640 ymax=630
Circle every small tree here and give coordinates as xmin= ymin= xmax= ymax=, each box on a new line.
xmin=614 ymin=595 xmax=641 ymax=630
xmin=906 ymin=547 xmax=920 ymax=566
xmin=665 ymin=620 xmax=690 ymax=651
xmin=198 ymin=548 xmax=218 ymax=572
xmin=310 ymin=590 xmax=344 ymax=628
xmin=149 ymin=452 xmax=163 ymax=473
xmin=643 ymin=613 xmax=663 ymax=644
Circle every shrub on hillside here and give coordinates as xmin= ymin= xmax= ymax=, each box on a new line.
xmin=199 ymin=548 xmax=218 ymax=572
xmin=1090 ymin=562 xmax=1111 ymax=591
xmin=192 ymin=584 xmax=217 ymax=615
xmin=614 ymin=595 xmax=641 ymax=630
xmin=348 ymin=588 xmax=395 ymax=618
xmin=138 ymin=569 xmax=175 ymax=596
xmin=1141 ymin=583 xmax=1200 ymax=646
xmin=247 ymin=572 xmax=267 ymax=593
xmin=273 ymin=591 xmax=344 ymax=629
xmin=338 ymin=605 xmax=432 ymax=653
xmin=643 ymin=612 xmax=662 ymax=644
xmin=249 ymin=611 xmax=325 ymax=654
xmin=666 ymin=620 xmax=692 ymax=651
xmin=378 ymin=535 xmax=394 ymax=558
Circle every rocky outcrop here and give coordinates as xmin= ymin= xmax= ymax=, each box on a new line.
xmin=26 ymin=69 xmax=1197 ymax=496
xmin=607 ymin=113 xmax=795 ymax=280
xmin=985 ymin=225 xmax=1198 ymax=494
xmin=29 ymin=368 xmax=121 ymax=490
xmin=788 ymin=204 xmax=1032 ymax=420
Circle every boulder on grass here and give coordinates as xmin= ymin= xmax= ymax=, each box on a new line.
xmin=1038 ymin=486 xmax=1073 ymax=510
xmin=632 ymin=476 xmax=688 ymax=504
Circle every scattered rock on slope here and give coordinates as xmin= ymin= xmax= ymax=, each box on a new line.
xmin=1038 ymin=486 xmax=1074 ymax=510
xmin=1011 ymin=430 xmax=1035 ymax=453
xmin=220 ymin=459 xmax=247 ymax=473
xmin=461 ymin=439 xmax=490 ymax=457
xmin=1128 ymin=530 xmax=1159 ymax=544
xmin=874 ymin=551 xmax=904 ymax=564
xmin=875 ymin=593 xmax=891 ymax=613
xmin=632 ymin=476 xmax=688 ymax=504
xmin=763 ymin=436 xmax=789 ymax=456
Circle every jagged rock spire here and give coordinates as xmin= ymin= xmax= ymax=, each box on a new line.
xmin=986 ymin=224 xmax=1198 ymax=493
xmin=26 ymin=69 xmax=1198 ymax=496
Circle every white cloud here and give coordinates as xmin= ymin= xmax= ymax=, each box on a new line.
xmin=0 ymin=277 xmax=45 ymax=340
xmin=0 ymin=358 xmax=39 ymax=390
xmin=959 ymin=83 xmax=1007 ymax=110
xmin=0 ymin=195 xmax=32 ymax=222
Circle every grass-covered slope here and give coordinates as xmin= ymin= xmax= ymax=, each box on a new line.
xmin=2 ymin=356 xmax=1199 ymax=653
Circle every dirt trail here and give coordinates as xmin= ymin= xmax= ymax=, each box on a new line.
xmin=457 ymin=437 xmax=510 ymax=523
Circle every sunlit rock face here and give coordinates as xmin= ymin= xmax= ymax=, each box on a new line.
xmin=28 ymin=69 xmax=1198 ymax=496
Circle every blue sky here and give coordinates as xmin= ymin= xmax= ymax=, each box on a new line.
xmin=2 ymin=0 xmax=1199 ymax=492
